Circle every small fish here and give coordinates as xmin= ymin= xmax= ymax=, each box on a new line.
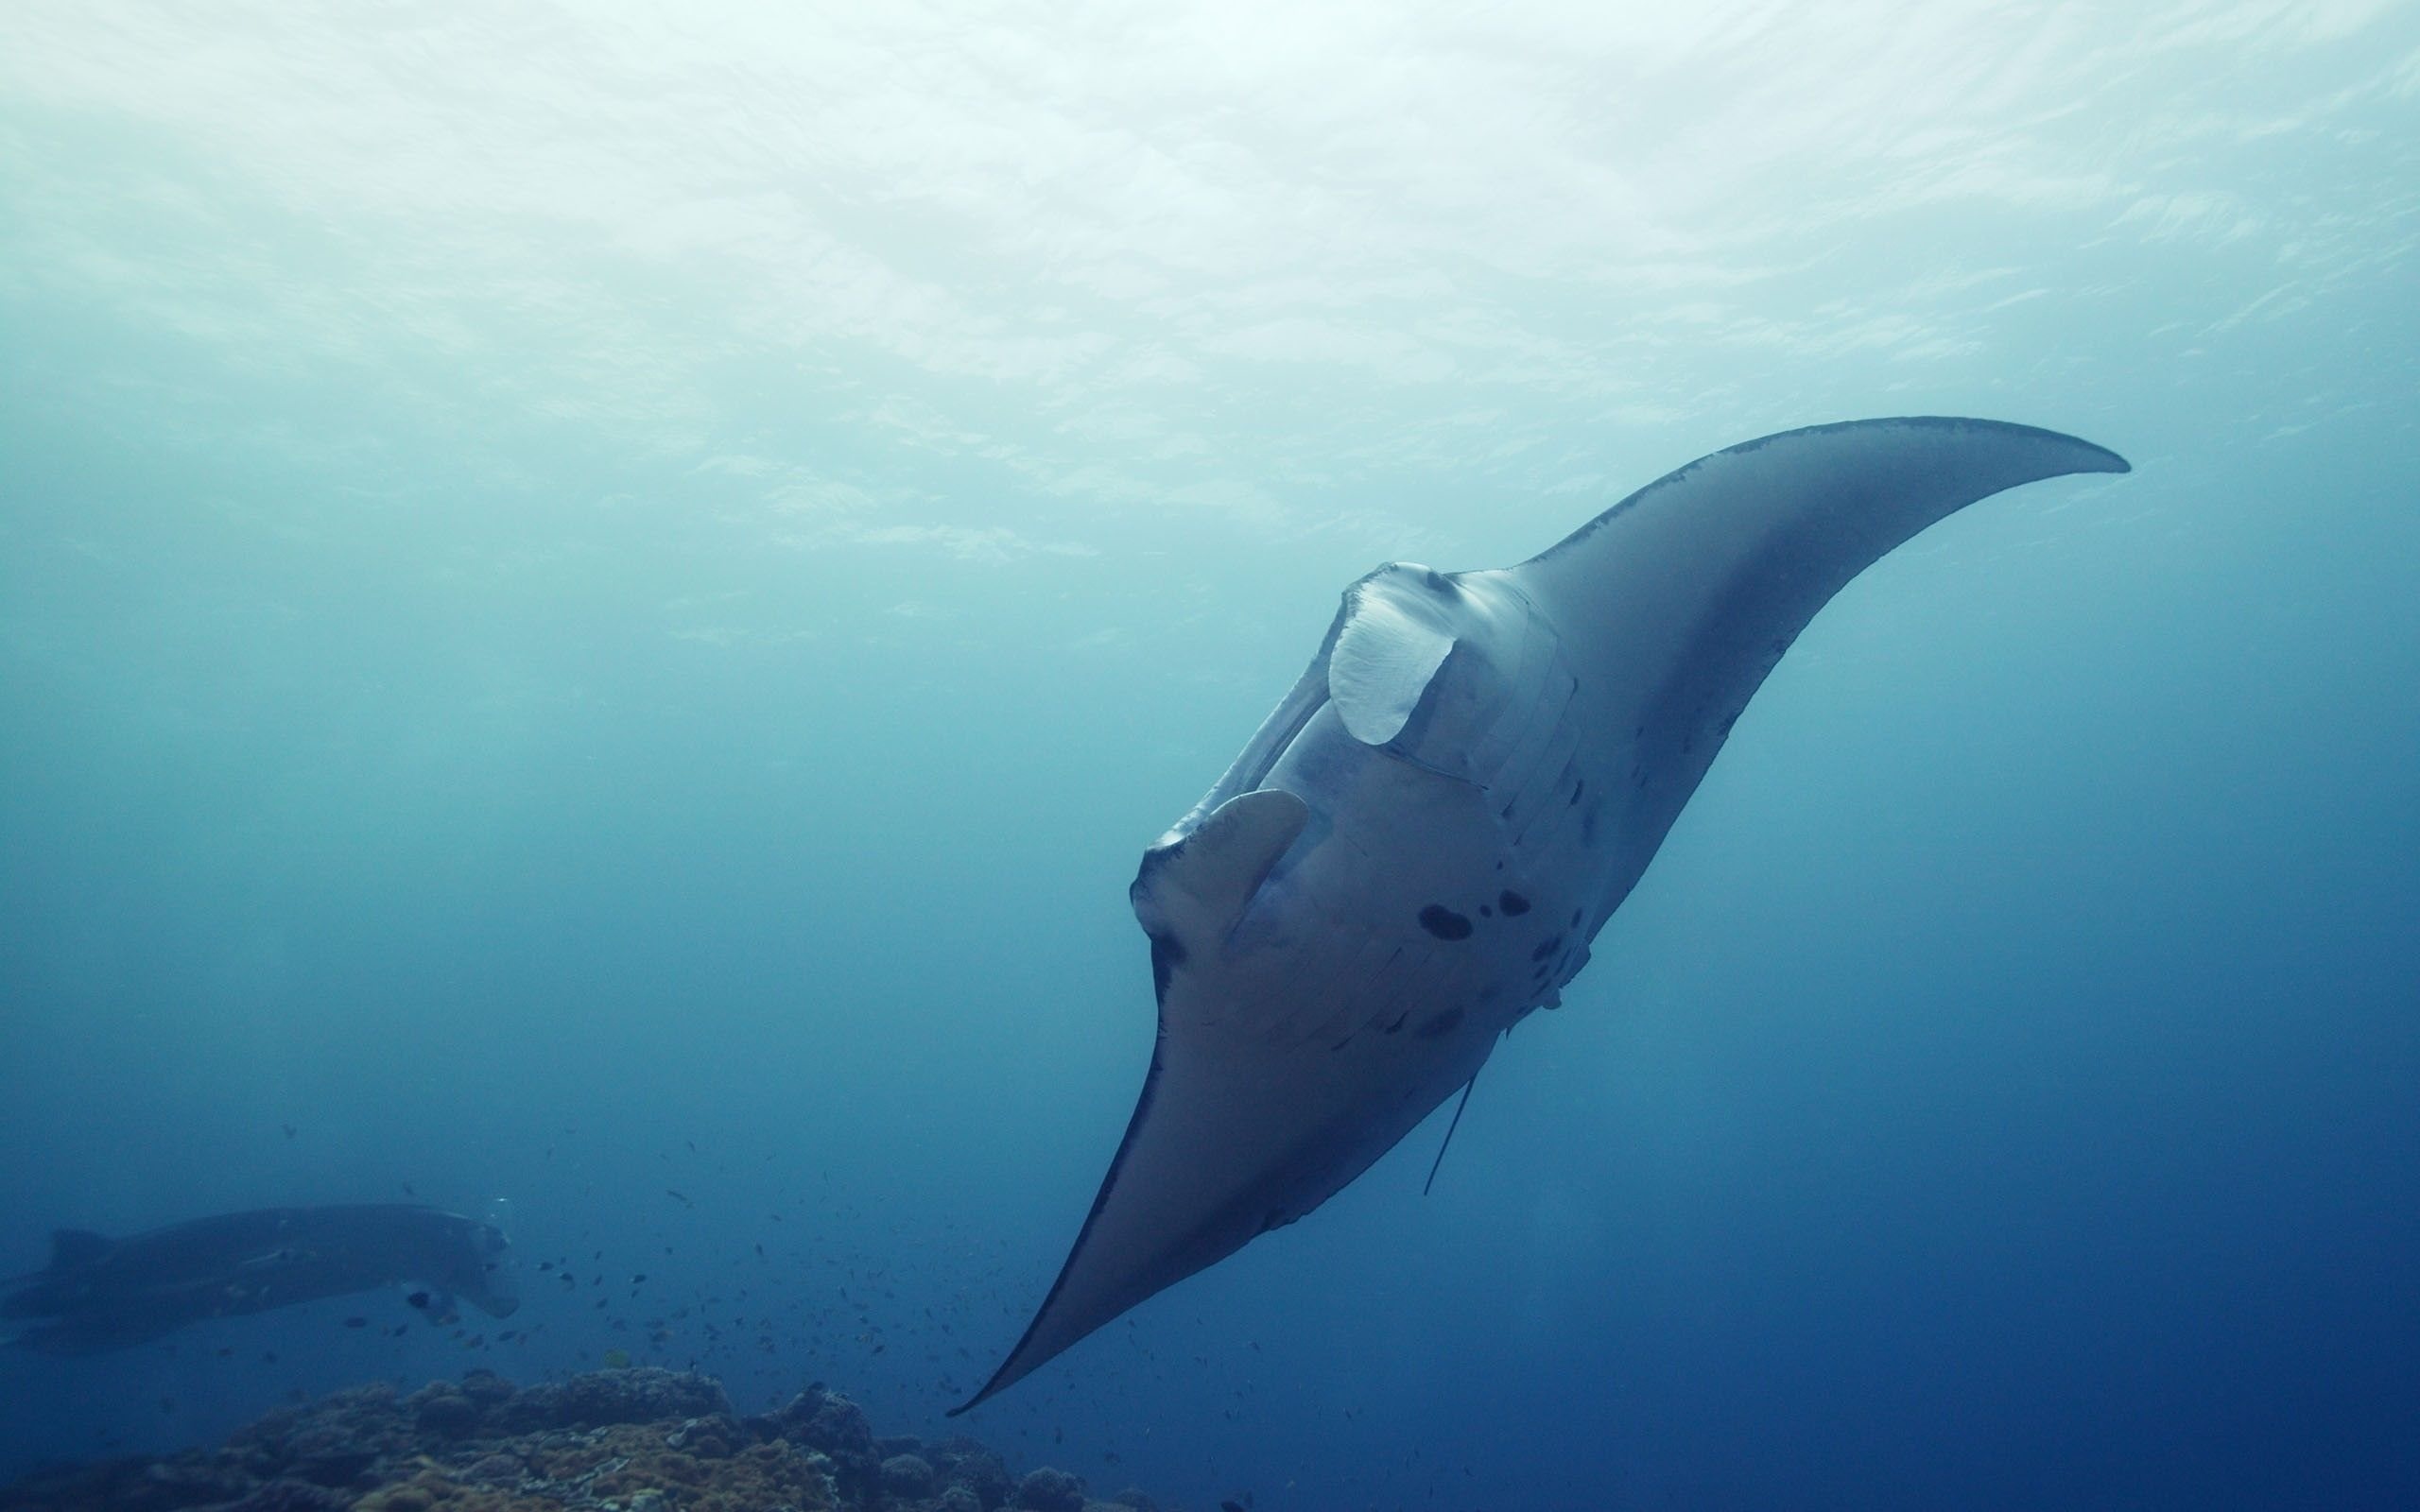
xmin=406 ymin=1291 xmax=432 ymax=1310
xmin=666 ymin=1189 xmax=693 ymax=1207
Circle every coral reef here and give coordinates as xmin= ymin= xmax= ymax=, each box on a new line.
xmin=0 ymin=1368 xmax=1167 ymax=1512
xmin=1010 ymin=1466 xmax=1086 ymax=1510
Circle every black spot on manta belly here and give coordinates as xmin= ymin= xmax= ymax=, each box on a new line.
xmin=1418 ymin=904 xmax=1473 ymax=941
xmin=1415 ymin=1005 xmax=1464 ymax=1040
xmin=1498 ymin=889 xmax=1530 ymax=916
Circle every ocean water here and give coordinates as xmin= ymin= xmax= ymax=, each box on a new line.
xmin=2 ymin=3 xmax=2415 ymax=1507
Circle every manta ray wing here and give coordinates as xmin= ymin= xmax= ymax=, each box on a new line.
xmin=955 ymin=417 xmax=2129 ymax=1413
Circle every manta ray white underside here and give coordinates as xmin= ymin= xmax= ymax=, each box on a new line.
xmin=955 ymin=417 xmax=2130 ymax=1413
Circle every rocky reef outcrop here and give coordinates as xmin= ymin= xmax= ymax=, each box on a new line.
xmin=0 ymin=1367 xmax=1161 ymax=1512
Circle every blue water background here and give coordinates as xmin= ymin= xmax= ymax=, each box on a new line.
xmin=4 ymin=5 xmax=2416 ymax=1507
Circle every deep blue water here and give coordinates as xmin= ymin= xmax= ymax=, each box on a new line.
xmin=4 ymin=5 xmax=2417 ymax=1508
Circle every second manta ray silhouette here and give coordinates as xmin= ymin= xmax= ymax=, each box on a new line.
xmin=2 ymin=1205 xmax=518 ymax=1355
xmin=956 ymin=417 xmax=2131 ymax=1413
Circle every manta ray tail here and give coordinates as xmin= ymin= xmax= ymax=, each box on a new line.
xmin=1423 ymin=1072 xmax=1481 ymax=1196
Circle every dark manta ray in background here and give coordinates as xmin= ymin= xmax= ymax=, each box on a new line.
xmin=1 ymin=1204 xmax=519 ymax=1355
xmin=956 ymin=417 xmax=2131 ymax=1413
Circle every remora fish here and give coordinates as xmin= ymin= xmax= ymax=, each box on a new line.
xmin=2 ymin=1203 xmax=519 ymax=1354
xmin=958 ymin=417 xmax=2130 ymax=1412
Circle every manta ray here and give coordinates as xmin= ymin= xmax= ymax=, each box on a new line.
xmin=956 ymin=417 xmax=2129 ymax=1413
xmin=1 ymin=1204 xmax=519 ymax=1354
